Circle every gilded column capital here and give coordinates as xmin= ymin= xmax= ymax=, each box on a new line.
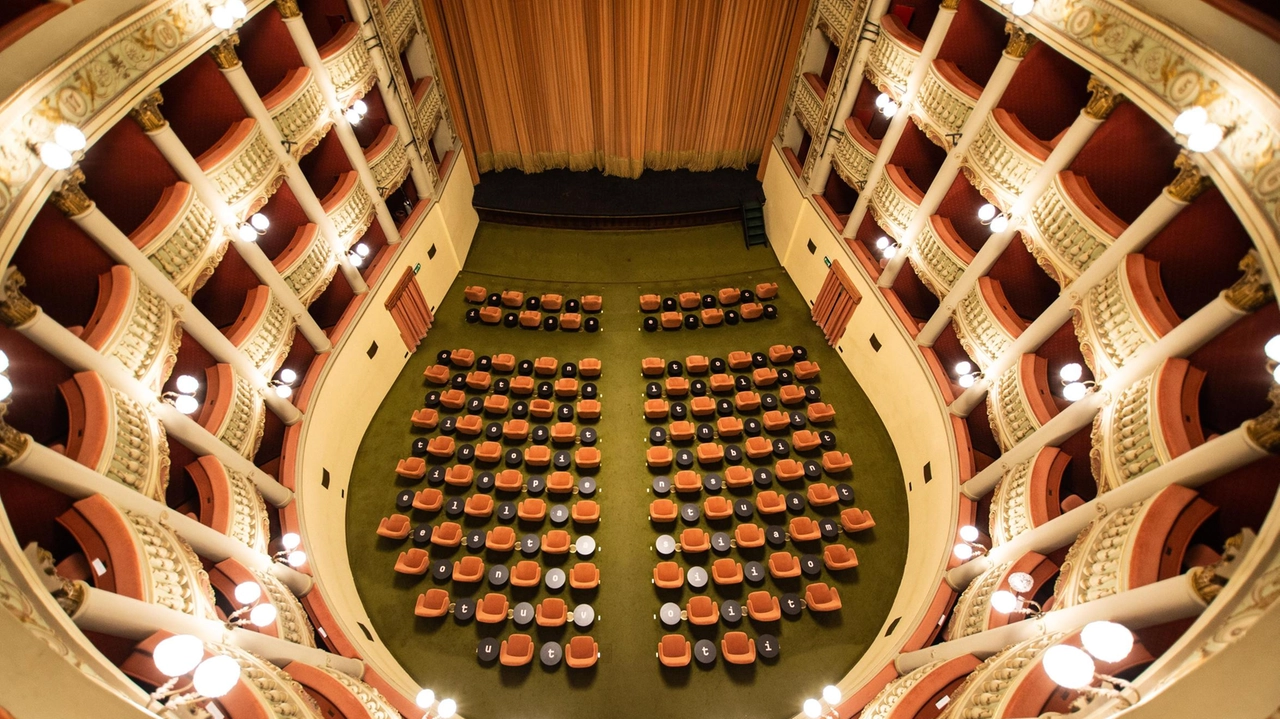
xmin=1245 ymin=384 xmax=1280 ymax=453
xmin=128 ymin=90 xmax=167 ymax=132
xmin=941 ymin=0 xmax=960 ymax=10
xmin=1 ymin=268 xmax=40 ymax=329
xmin=0 ymin=403 xmax=29 ymax=467
xmin=210 ymin=34 xmax=242 ymax=70
xmin=1003 ymin=23 xmax=1036 ymax=58
xmin=49 ymin=167 xmax=93 ymax=217
xmin=1166 ymin=150 xmax=1213 ymax=202
xmin=1222 ymin=250 xmax=1275 ymax=312
xmin=1084 ymin=76 xmax=1126 ymax=120
xmin=274 ymin=0 xmax=301 ymax=19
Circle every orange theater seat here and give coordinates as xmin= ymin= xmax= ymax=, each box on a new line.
xmin=659 ymin=634 xmax=692 ymax=667
xmin=653 ymin=561 xmax=683 ymax=589
xmin=574 ymin=447 xmax=601 ymax=469
xmin=721 ymin=632 xmax=756 ymax=664
xmin=673 ymin=470 xmax=701 ymax=493
xmin=503 ymin=419 xmax=530 ymax=440
xmin=475 ymin=441 xmax=502 ymax=463
xmin=427 ymin=436 xmax=455 ymax=458
xmin=686 ymin=355 xmax=710 ymax=373
xmin=566 ymin=635 xmax=599 ymax=668
xmin=394 ymin=548 xmax=430 ymax=574
xmin=790 ymin=516 xmax=822 ymax=542
xmin=452 ymin=555 xmax=485 ymax=583
xmin=689 ymin=396 xmax=716 ymax=417
xmin=518 ymin=498 xmax=546 ymax=521
xmin=396 ymin=457 xmax=426 ymax=479
xmin=686 ymin=595 xmax=718 ymax=625
xmin=571 ymin=500 xmax=599 ymax=524
xmin=724 ymin=466 xmax=752 ymax=488
xmin=476 ymin=592 xmax=509 ymax=623
xmin=542 ymin=530 xmax=571 ymax=554
xmin=805 ymin=583 xmax=842 ymax=612
xmin=776 ymin=459 xmax=804 ymax=482
xmin=647 ymin=446 xmax=674 ymax=467
xmin=703 ymin=496 xmax=732 ymax=520
xmin=679 ymin=291 xmax=700 ymax=309
xmin=444 ymin=464 xmax=473 ymax=487
xmin=500 ymin=633 xmax=534 ymax=666
xmin=483 ymin=395 xmax=509 ymax=415
xmin=486 ymin=526 xmax=516 ymax=552
xmin=525 ymin=444 xmax=552 ymax=466
xmin=719 ymin=287 xmax=741 ymax=305
xmin=423 ymin=364 xmax=450 ymax=384
xmin=711 ymin=558 xmax=743 ymax=585
xmin=439 ymin=389 xmax=466 ymax=409
xmin=679 ymin=528 xmax=710 ymax=553
xmin=669 ymin=420 xmax=696 ymax=440
xmin=746 ymin=591 xmax=781 ymax=621
xmin=579 ymin=358 xmax=602 ymax=377
xmin=745 ymin=436 xmax=773 ymax=459
xmin=795 ymin=360 xmax=821 ymax=380
xmin=734 ymin=523 xmax=765 ymax=548
xmin=479 ymin=306 xmax=502 ymax=324
xmin=768 ymin=551 xmax=801 ymax=579
xmin=756 ymin=282 xmax=779 ymax=299
xmin=640 ymin=294 xmax=661 ymax=311
xmin=412 ymin=488 xmax=443 ymax=511
xmin=518 ymin=310 xmax=541 ymax=328
xmin=494 ymin=469 xmax=523 ymax=492
xmin=464 ymin=494 xmax=493 ymax=518
xmin=492 ymin=353 xmax=516 ymax=372
xmin=642 ymin=357 xmax=665 ymax=376
xmin=511 ymin=560 xmax=541 ymax=587
xmin=454 ymin=415 xmax=483 ymax=436
xmin=734 ymin=391 xmax=761 ymax=411
xmin=822 ymin=451 xmax=853 ymax=473
xmin=840 ymin=507 xmax=876 ymax=532
xmin=377 ymin=514 xmax=410 ymax=539
xmin=752 ymin=367 xmax=778 ymax=387
xmin=709 ymin=374 xmax=735 ymax=393
xmin=755 ymin=491 xmax=785 ymax=515
xmin=501 ymin=290 xmax=523 ymax=308
xmin=792 ymin=429 xmax=820 ymax=450
xmin=464 ymin=285 xmax=487 ymax=303
xmin=547 ymin=471 xmax=575 ymax=494
xmin=808 ymin=483 xmax=840 ymax=506
xmin=555 ymin=378 xmax=579 ymax=398
xmin=763 ymin=410 xmax=790 ymax=431
xmin=644 ymin=399 xmax=669 ymax=419
xmin=580 ymin=295 xmax=603 ymax=312
xmin=540 ymin=293 xmax=563 ymax=311
xmin=716 ymin=416 xmax=743 ymax=437
xmin=430 ymin=522 xmax=462 ymax=547
xmin=466 ymin=371 xmax=492 ymax=390
xmin=534 ymin=356 xmax=558 ymax=375
xmin=780 ymin=385 xmax=807 ymax=406
xmin=560 ymin=313 xmax=582 ymax=330
xmin=510 ymin=376 xmax=535 ymax=395
xmin=411 ymin=408 xmax=439 ymax=429
xmin=450 ymin=348 xmax=475 ymax=367
xmin=696 ymin=443 xmax=724 ymax=464
xmin=570 ymin=562 xmax=600 ymax=589
xmin=701 ymin=308 xmax=723 ymax=326
xmin=536 ymin=598 xmax=567 ymax=627
xmin=415 ymin=588 xmax=451 ymax=617
xmin=551 ymin=422 xmax=577 ymax=443
xmin=665 ymin=376 xmax=689 ymax=396
xmin=577 ymin=399 xmax=601 ymax=418
xmin=824 ymin=544 xmax=859 ymax=570
xmin=650 ymin=498 xmax=678 ymax=522
xmin=740 ymin=302 xmax=763 ymax=320
xmin=728 ymin=351 xmax=752 ymax=370
xmin=661 ymin=312 xmax=682 ymax=329
xmin=768 ymin=344 xmax=794 ymax=363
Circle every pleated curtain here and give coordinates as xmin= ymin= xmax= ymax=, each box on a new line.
xmin=424 ymin=0 xmax=808 ymax=179
xmin=386 ymin=268 xmax=433 ymax=351
xmin=811 ymin=260 xmax=860 ymax=345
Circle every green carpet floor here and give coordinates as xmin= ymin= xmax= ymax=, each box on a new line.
xmin=345 ymin=222 xmax=909 ymax=719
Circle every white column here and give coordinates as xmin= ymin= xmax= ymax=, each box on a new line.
xmin=879 ymin=29 xmax=1031 ymax=287
xmin=131 ymin=98 xmax=334 ymax=354
xmin=10 ymin=308 xmax=296 ymax=508
xmin=841 ymin=3 xmax=958 ymax=240
xmin=279 ymin=11 xmax=404 ymax=246
xmin=54 ymin=191 xmax=303 ymax=426
xmin=71 ymin=585 xmax=360 ymax=676
xmin=211 ymin=38 xmax=369 ymax=295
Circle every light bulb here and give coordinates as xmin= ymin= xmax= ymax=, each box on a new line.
xmin=1008 ymin=571 xmax=1035 ymax=593
xmin=0 ymin=375 xmax=11 ymax=402
xmin=958 ymin=373 xmax=976 ymax=388
xmin=437 ymin=698 xmax=457 ymax=718
xmin=978 ymin=203 xmax=997 ymax=222
xmin=415 ymin=689 xmax=436 ymax=708
xmin=990 ymin=214 xmax=1009 ymax=233
xmin=1173 ymin=106 xmax=1208 ymax=136
xmin=883 ymin=245 xmax=898 ymax=259
xmin=0 ymin=349 xmax=9 ymax=373
xmin=153 ymin=634 xmax=204 ymax=678
xmin=38 ymin=142 xmax=74 ymax=170
xmin=352 ymin=100 xmax=368 ymax=116
xmin=210 ymin=4 xmax=234 ymax=29
xmin=349 ymin=253 xmax=364 ymax=267
xmin=1080 ymin=621 xmax=1134 ymax=663
xmin=279 ymin=368 xmax=297 ymax=384
xmin=274 ymin=384 xmax=293 ymax=399
xmin=822 ymin=685 xmax=841 ymax=705
xmin=959 ymin=525 xmax=979 ymax=542
xmin=1063 ymin=381 xmax=1087 ymax=401
xmin=250 ymin=212 xmax=270 ymax=231
xmin=1042 ymin=644 xmax=1095 ymax=689
xmin=882 ymin=101 xmax=899 ymax=118
xmin=953 ymin=543 xmax=974 ymax=560
xmin=803 ymin=699 xmax=822 ymax=718
xmin=355 ymin=243 xmax=371 ymax=257
xmin=344 ymin=108 xmax=362 ymax=125
xmin=1009 ymin=0 xmax=1035 ymax=16
xmin=286 ymin=550 xmax=307 ymax=567
xmin=174 ymin=394 xmax=199 ymax=415
xmin=192 ymin=655 xmax=240 ymax=698
xmin=225 ymin=0 xmax=247 ymax=19
xmin=1274 ymin=364 xmax=1280 ymax=384
xmin=281 ymin=532 xmax=301 ymax=550
xmin=1059 ymin=362 xmax=1083 ymax=382
xmin=237 ymin=223 xmax=258 ymax=242
xmin=954 ymin=361 xmax=973 ymax=375
xmin=249 ymin=603 xmax=278 ymax=627
xmin=233 ymin=581 xmax=261 ymax=604
xmin=175 ymin=374 xmax=200 ymax=395
xmin=1187 ymin=122 xmax=1224 ymax=153
xmin=875 ymin=236 xmax=890 ymax=250
xmin=1265 ymin=335 xmax=1280 ymax=362
xmin=54 ymin=125 xmax=87 ymax=152
xmin=875 ymin=92 xmax=890 ymax=109
xmin=990 ymin=590 xmax=1019 ymax=614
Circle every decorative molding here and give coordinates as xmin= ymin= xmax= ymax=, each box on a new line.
xmin=1083 ymin=75 xmax=1125 ymax=119
xmin=0 ymin=267 xmax=39 ymax=327
xmin=946 ymin=560 xmax=1011 ymax=640
xmin=274 ymin=0 xmax=301 ymax=19
xmin=209 ymin=34 xmax=241 ymax=70
xmin=1221 ymin=249 xmax=1275 ymax=312
xmin=1245 ymin=384 xmax=1280 ymax=453
xmin=860 ymin=660 xmax=947 ymax=719
xmin=1167 ymin=150 xmax=1213 ymax=202
xmin=49 ymin=167 xmax=93 ymax=218
xmin=128 ymin=90 xmax=167 ymax=133
xmin=939 ymin=632 xmax=1065 ymax=719
xmin=1003 ymin=22 xmax=1037 ymax=58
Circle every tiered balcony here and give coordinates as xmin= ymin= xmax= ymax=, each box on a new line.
xmin=56 ymin=494 xmax=218 ymax=619
xmin=209 ymin=559 xmax=315 ymax=646
xmin=962 ymin=109 xmax=1052 ymax=208
xmin=379 ymin=0 xmax=416 ymax=51
xmin=1090 ymin=358 xmax=1206 ymax=494
xmin=197 ymin=363 xmax=267 ymax=460
xmin=951 ymin=277 xmax=1027 ymax=369
xmin=989 ymin=446 xmax=1072 ymax=545
xmin=907 ymin=215 xmax=974 ymax=296
xmin=287 ymin=662 xmax=405 ymax=717
xmin=1073 ymin=254 xmax=1181 ymax=380
xmin=864 ymin=13 xmax=922 ymax=99
xmin=318 ymin=24 xmax=376 ymax=106
xmin=364 ymin=125 xmax=411 ymax=197
xmin=263 ymin=67 xmax=331 ymax=160
xmin=57 ymin=372 xmax=171 ymax=503
xmin=859 ymin=655 xmax=982 ymax=719
xmin=223 ymin=286 xmax=296 ymax=375
xmin=833 ymin=116 xmax=878 ymax=191
xmin=986 ymin=354 xmax=1060 ymax=452
xmin=912 ymin=59 xmax=982 ymax=148
xmin=197 ymin=118 xmax=286 ymax=220
xmin=78 ymin=266 xmax=182 ymax=394
xmin=945 ymin=552 xmax=1056 ymax=640
xmin=323 ymin=171 xmax=375 ymax=249
xmin=273 ymin=223 xmax=338 ymax=306
xmin=124 ymin=638 xmax=320 ymax=714
xmin=795 ymin=73 xmax=827 ymax=137
xmin=1023 ymin=170 xmax=1129 ymax=286
xmin=869 ymin=165 xmax=922 ymax=239
xmin=816 ymin=0 xmax=855 ymax=46
xmin=129 ymin=183 xmax=229 ymax=298
xmin=413 ymin=77 xmax=443 ymax=144
xmin=186 ymin=456 xmax=271 ymax=554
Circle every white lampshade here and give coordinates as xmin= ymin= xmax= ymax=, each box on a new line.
xmin=210 ymin=4 xmax=234 ymax=29
xmin=274 ymin=384 xmax=293 ymax=399
xmin=237 ymin=223 xmax=258 ymax=242
xmin=54 ymin=124 xmax=87 ymax=152
xmin=352 ymin=100 xmax=368 ymax=116
xmin=1187 ymin=122 xmax=1224 ymax=153
xmin=875 ymin=236 xmax=890 ymax=250
xmin=875 ymin=92 xmax=890 ymax=109
xmin=1273 ymin=364 xmax=1280 ymax=384
xmin=281 ymin=532 xmax=301 ymax=550
xmin=990 ymin=590 xmax=1019 ymax=614
xmin=1059 ymin=362 xmax=1083 ymax=382
xmin=1265 ymin=335 xmax=1280 ymax=362
xmin=0 ymin=376 xmax=12 ymax=402
xmin=233 ymin=581 xmax=261 ymax=604
xmin=1063 ymin=381 xmax=1087 ymax=401
xmin=344 ymin=108 xmax=362 ymax=125
xmin=192 ymin=655 xmax=240 ymax=698
xmin=1009 ymin=0 xmax=1035 ymax=16
xmin=1173 ymin=106 xmax=1208 ymax=136
xmin=977 ymin=203 xmax=997 ymax=222
xmin=175 ymin=374 xmax=200 ymax=395
xmin=883 ymin=245 xmax=898 ymax=259
xmin=250 ymin=212 xmax=270 ymax=231
xmin=1008 ymin=571 xmax=1035 ymax=593
xmin=355 ymin=243 xmax=371 ymax=258
xmin=437 ymin=698 xmax=457 ymax=718
xmin=958 ymin=373 xmax=976 ymax=389
xmin=153 ymin=634 xmax=204 ymax=678
xmin=953 ymin=543 xmax=974 ymax=560
xmin=415 ymin=689 xmax=436 ymax=708
xmin=173 ymin=394 xmax=200 ymax=415
xmin=279 ymin=368 xmax=297 ymax=384
xmin=349 ymin=253 xmax=364 ymax=267
xmin=882 ymin=101 xmax=899 ymax=118
xmin=286 ymin=550 xmax=307 ymax=567
xmin=822 ymin=685 xmax=842 ymax=705
xmin=989 ymin=214 xmax=1009 ymax=233
xmin=959 ymin=525 xmax=980 ymax=542
xmin=955 ymin=361 xmax=973 ymax=375
xmin=225 ymin=0 xmax=247 ymax=19
xmin=1080 ymin=621 xmax=1134 ymax=663
xmin=1042 ymin=645 xmax=1095 ymax=689
xmin=0 ymin=349 xmax=10 ymax=373
xmin=248 ymin=603 xmax=278 ymax=628
xmin=39 ymin=142 xmax=74 ymax=171
xmin=803 ymin=699 xmax=822 ymax=718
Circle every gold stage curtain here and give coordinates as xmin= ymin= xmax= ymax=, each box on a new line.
xmin=425 ymin=0 xmax=807 ymax=180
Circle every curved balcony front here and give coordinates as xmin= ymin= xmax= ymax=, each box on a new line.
xmin=908 ymin=215 xmax=974 ymax=297
xmin=951 ymin=276 xmax=1027 ymax=370
xmin=197 ymin=118 xmax=287 ymax=221
xmin=208 ymin=558 xmax=315 ymax=647
xmin=1023 ymin=170 xmax=1129 ymax=286
xmin=989 ymin=446 xmax=1071 ymax=546
xmin=987 ymin=354 xmax=1060 ymax=452
xmin=223 ymin=286 xmax=296 ymax=376
xmin=319 ymin=23 xmax=376 ymax=106
xmin=285 ymin=661 xmax=405 ymax=719
xmin=962 ymin=109 xmax=1052 ymax=209
xmin=197 ymin=363 xmax=267 ymax=460
xmin=57 ymin=372 xmax=170 ymax=503
xmin=945 ymin=552 xmax=1057 ymax=640
xmin=378 ymin=0 xmax=416 ymax=52
xmin=870 ymin=164 xmax=924 ymax=240
xmin=796 ymin=72 xmax=827 ymax=138
xmin=263 ymin=67 xmax=331 ymax=161
xmin=1073 ymin=253 xmax=1181 ymax=381
xmin=323 ymin=171 xmax=375 ymax=250
xmin=364 ymin=125 xmax=411 ymax=198
xmin=79 ymin=265 xmax=182 ymax=394
xmin=274 ymin=223 xmax=338 ymax=307
xmin=413 ymin=77 xmax=443 ymax=143
xmin=129 ymin=182 xmax=229 ymax=298
xmin=186 ymin=455 xmax=271 ymax=555
xmin=834 ymin=115 xmax=879 ymax=192
xmin=912 ymin=59 xmax=982 ymax=148
xmin=858 ymin=654 xmax=982 ymax=719
xmin=865 ymin=13 xmax=923 ymax=99
xmin=816 ymin=0 xmax=855 ymax=47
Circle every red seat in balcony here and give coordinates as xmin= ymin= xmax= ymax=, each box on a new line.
xmin=647 ymin=446 xmax=674 ymax=468
xmin=769 ymin=551 xmax=801 ymax=579
xmin=466 ymin=371 xmax=491 ymax=390
xmin=479 ymin=306 xmax=502 ymax=323
xmin=741 ymin=303 xmax=764 ymax=320
xmin=686 ymin=355 xmax=710 ymax=373
xmin=580 ymin=295 xmax=603 ymax=312
xmin=566 ymin=635 xmax=599 ymax=668
xmin=518 ymin=499 xmax=546 ymax=522
xmin=661 ymin=311 xmax=682 ymax=329
xmin=746 ymin=436 xmax=774 ymax=459
xmin=792 ymin=429 xmax=820 ymax=450
xmin=756 ymin=282 xmax=778 ymax=299
xmin=807 ymin=403 xmax=836 ymax=423
xmin=702 ymin=308 xmax=724 ymax=325
xmin=679 ymin=528 xmax=710 ymax=553
xmin=411 ymin=408 xmax=439 ymax=429
xmin=555 ymin=378 xmax=579 ymax=398
xmin=492 ymin=353 xmax=516 ymax=372
xmin=752 ymin=368 xmax=778 ymax=387
xmin=536 ymin=598 xmax=567 ymax=627
xmin=735 ymin=391 xmax=761 ymax=411
xmin=725 ymin=466 xmax=753 ymax=488
xmin=679 ymin=292 xmax=700 ymax=309
xmin=464 ymin=285 xmax=487 ymax=303
xmin=463 ymin=494 xmax=493 ymax=518
xmin=486 ymin=526 xmax=516 ymax=552
xmin=495 ymin=469 xmax=523 ymax=492
xmin=756 ymin=491 xmax=785 ymax=515
xmin=525 ymin=444 xmax=552 ymax=466
xmin=577 ymin=399 xmax=601 ymax=418
xmin=542 ymin=530 xmax=571 ymax=554
xmin=716 ymin=416 xmax=743 ymax=437
xmin=728 ymin=350 xmax=751 ymax=369
xmin=511 ymin=560 xmax=541 ymax=587
xmin=644 ymin=399 xmax=669 ymax=419
xmin=690 ymin=396 xmax=716 ymax=417
xmin=642 ymin=357 xmax=665 ymax=375
xmin=674 ymin=471 xmax=701 ymax=493
xmin=768 ymin=344 xmax=794 ymax=364
xmin=540 ymin=293 xmax=563 ymax=311
xmin=670 ymin=420 xmax=697 ymax=440
xmin=501 ymin=290 xmax=524 ymax=308
xmin=454 ymin=415 xmax=482 ymax=437
xmin=439 ymin=389 xmax=465 ymax=409
xmin=795 ymin=361 xmax=821 ymax=380
xmin=503 ymin=419 xmax=529 ymax=440
xmin=450 ymin=348 xmax=475 ymax=367
xmin=823 ymin=451 xmax=853 ymax=473
xmin=570 ymin=562 xmax=599 ymax=589
xmin=808 ymin=483 xmax=840 ymax=507
xmin=444 ymin=465 xmax=473 ymax=487
xmin=712 ymin=558 xmax=743 ymax=585
xmin=571 ymin=500 xmax=599 ymax=524
xmin=780 ymin=385 xmax=807 ymax=406
xmin=519 ymin=310 xmax=541 ymax=328
xmin=703 ymin=496 xmax=732 ymax=520
xmin=426 ymin=436 xmax=455 ymax=458
xmin=776 ymin=459 xmax=804 ymax=482
xmin=475 ymin=441 xmax=502 ymax=463
xmin=696 ymin=443 xmax=723 ymax=464
xmin=534 ymin=356 xmax=558 ymax=375
xmin=719 ymin=288 xmax=742 ymax=305
xmin=640 ymin=294 xmax=661 ymax=311
xmin=510 ymin=376 xmax=535 ymax=395
xmin=763 ymin=411 xmax=791 ymax=432
xmin=579 ymin=358 xmax=602 ymax=377
xmin=575 ymin=447 xmax=601 ymax=469
xmin=665 ymin=376 xmax=689 ymax=396
xmin=790 ymin=517 xmax=821 ymax=542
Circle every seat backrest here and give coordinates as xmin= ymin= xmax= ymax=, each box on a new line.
xmin=662 ymin=634 xmax=686 ymax=653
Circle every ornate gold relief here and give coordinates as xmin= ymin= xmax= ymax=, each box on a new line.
xmin=210 ymin=34 xmax=242 ymax=70
xmin=1166 ymin=151 xmax=1213 ymax=203
xmin=0 ymin=403 xmax=30 ymax=466
xmin=0 ymin=267 xmax=39 ymax=328
xmin=274 ymin=0 xmax=301 ymax=19
xmin=1222 ymin=250 xmax=1275 ymax=312
xmin=1245 ymin=384 xmax=1280 ymax=453
xmin=22 ymin=544 xmax=85 ymax=615
xmin=49 ymin=167 xmax=92 ymax=218
xmin=1084 ymin=76 xmax=1125 ymax=120
xmin=941 ymin=0 xmax=960 ymax=9
xmin=128 ymin=90 xmax=167 ymax=132
xmin=1004 ymin=23 xmax=1036 ymax=58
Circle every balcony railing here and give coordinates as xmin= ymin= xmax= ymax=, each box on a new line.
xmin=989 ymin=447 xmax=1070 ymax=545
xmin=79 ymin=266 xmax=182 ymax=394
xmin=209 ymin=559 xmax=315 ymax=647
xmin=864 ymin=13 xmax=922 ymax=98
xmin=869 ymin=165 xmax=923 ymax=239
xmin=912 ymin=59 xmax=982 ymax=148
xmin=323 ymin=172 xmax=375 ymax=249
xmin=1024 ymin=170 xmax=1129 ymax=286
xmin=197 ymin=364 xmax=267 ymax=460
xmin=1072 ymin=254 xmax=1181 ymax=381
xmin=58 ymin=372 xmax=171 ymax=503
xmin=833 ymin=116 xmax=878 ymax=191
xmin=224 ymin=287 xmax=295 ymax=375
xmin=951 ymin=277 xmax=1027 ymax=369
xmin=263 ymin=67 xmax=331 ymax=160
xmin=187 ymin=456 xmax=271 ymax=555
xmin=274 ymin=224 xmax=337 ymax=306
xmin=961 ymin=109 xmax=1051 ymax=209
xmin=413 ymin=77 xmax=443 ymax=143
xmin=816 ymin=0 xmax=856 ymax=46
xmin=318 ymin=23 xmax=376 ymax=106
xmin=197 ymin=119 xmax=286 ymax=220
xmin=364 ymin=125 xmax=411 ymax=197
xmin=379 ymin=0 xmax=416 ymax=51
xmin=129 ymin=183 xmax=228 ymax=298
xmin=987 ymin=354 xmax=1060 ymax=452
xmin=907 ymin=215 xmax=973 ymax=296
xmin=795 ymin=73 xmax=827 ymax=137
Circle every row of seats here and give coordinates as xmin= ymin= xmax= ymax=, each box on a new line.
xmin=464 ymin=286 xmax=604 ymax=313
xmin=639 ymin=283 xmax=779 ymax=311
xmin=641 ymin=304 xmax=778 ymax=330
xmin=432 ymin=351 xmax=602 ymax=377
xmin=642 ymin=348 xmax=815 ymax=376
xmin=646 ymin=447 xmax=850 ymax=473
xmin=666 ymin=516 xmax=862 ymax=553
xmin=643 ymin=400 xmax=834 ymax=424
xmin=656 ymin=631 xmax=766 ymax=667
xmin=468 ymin=307 xmax=601 ymax=332
xmin=494 ymin=634 xmax=598 ymax=669
xmin=647 ymin=496 xmax=871 ymax=526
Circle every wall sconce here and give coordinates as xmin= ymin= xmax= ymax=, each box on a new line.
xmin=149 ymin=634 xmax=241 ymax=710
xmin=236 ymin=212 xmax=270 ymax=242
xmin=226 ymin=581 xmax=278 ymax=628
xmin=1265 ymin=335 xmax=1280 ymax=383
xmin=802 ymin=685 xmax=843 ymax=718
xmin=997 ymin=0 xmax=1036 ymax=16
xmin=954 ymin=361 xmax=982 ymax=389
xmin=874 ymin=236 xmax=899 ymax=260
xmin=953 ymin=524 xmax=987 ymax=560
xmin=977 ymin=203 xmax=1011 ymax=233
xmin=1043 ymin=622 xmax=1139 ymax=708
xmin=990 ymin=571 xmax=1043 ymax=617
xmin=874 ymin=92 xmax=900 ymax=119
xmin=209 ymin=0 xmax=247 ymax=30
xmin=349 ymin=243 xmax=371 ymax=267
xmin=269 ymin=368 xmax=296 ymax=399
xmin=0 ymin=350 xmax=12 ymax=403
xmin=1059 ymin=362 xmax=1095 ymax=402
xmin=344 ymin=99 xmax=369 ymax=125
xmin=33 ymin=124 xmax=87 ymax=171
xmin=1173 ymin=106 xmax=1228 ymax=153
xmin=162 ymin=374 xmax=201 ymax=415
xmin=416 ymin=690 xmax=457 ymax=719
xmin=273 ymin=532 xmax=306 ymax=567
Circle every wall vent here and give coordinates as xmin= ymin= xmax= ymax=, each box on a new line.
xmin=869 ymin=334 xmax=882 ymax=351
xmin=367 ymin=341 xmax=378 ymax=359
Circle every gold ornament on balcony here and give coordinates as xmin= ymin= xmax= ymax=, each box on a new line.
xmin=49 ymin=167 xmax=92 ymax=218
xmin=129 ymin=90 xmax=167 ymax=133
xmin=1222 ymin=250 xmax=1274 ymax=312
xmin=1084 ymin=77 xmax=1125 ymax=120
xmin=1003 ymin=22 xmax=1036 ymax=58
xmin=210 ymin=33 xmax=242 ymax=70
xmin=1166 ymin=151 xmax=1213 ymax=203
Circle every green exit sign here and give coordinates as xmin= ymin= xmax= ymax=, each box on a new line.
xmin=824 ymin=256 xmax=831 ymax=267
xmin=413 ymin=263 xmax=421 ymax=274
